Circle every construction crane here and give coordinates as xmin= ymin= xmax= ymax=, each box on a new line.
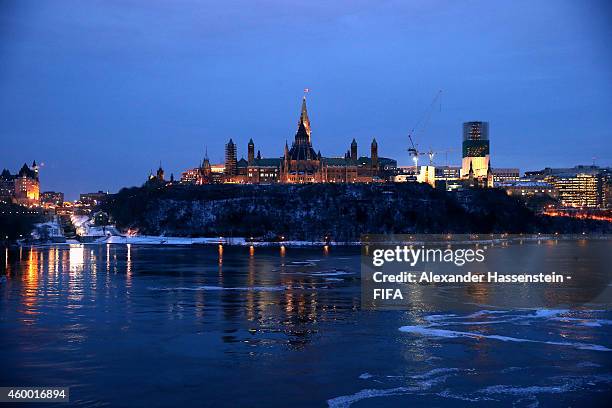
xmin=426 ymin=148 xmax=457 ymax=167
xmin=407 ymin=90 xmax=443 ymax=174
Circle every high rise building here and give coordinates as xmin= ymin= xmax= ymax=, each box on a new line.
xmin=0 ymin=169 xmax=15 ymax=203
xmin=460 ymin=121 xmax=490 ymax=180
xmin=549 ymin=173 xmax=599 ymax=208
xmin=604 ymin=175 xmax=612 ymax=209
xmin=524 ymin=165 xmax=611 ymax=208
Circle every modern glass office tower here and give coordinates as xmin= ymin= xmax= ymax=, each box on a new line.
xmin=460 ymin=121 xmax=490 ymax=179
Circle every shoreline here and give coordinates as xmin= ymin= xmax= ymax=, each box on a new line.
xmin=12 ymin=233 xmax=611 ymax=248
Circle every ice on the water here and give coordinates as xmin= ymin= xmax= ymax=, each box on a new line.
xmin=328 ymin=368 xmax=462 ymax=407
xmin=398 ymin=325 xmax=611 ymax=351
xmin=327 ymin=387 xmax=411 ymax=408
xmin=410 ymin=367 xmax=461 ymax=379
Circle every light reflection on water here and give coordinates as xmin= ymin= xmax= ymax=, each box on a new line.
xmin=126 ymin=243 xmax=132 ymax=288
xmin=0 ymin=243 xmax=610 ymax=407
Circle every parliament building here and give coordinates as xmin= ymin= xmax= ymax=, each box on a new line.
xmin=220 ymin=96 xmax=396 ymax=184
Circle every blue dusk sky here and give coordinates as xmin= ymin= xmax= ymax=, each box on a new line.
xmin=1 ymin=0 xmax=611 ymax=199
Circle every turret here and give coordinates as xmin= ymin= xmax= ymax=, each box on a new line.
xmin=201 ymin=148 xmax=212 ymax=178
xmin=225 ymin=138 xmax=237 ymax=177
xmin=486 ymin=160 xmax=494 ymax=188
xmin=371 ymin=138 xmax=378 ymax=170
xmin=156 ymin=162 xmax=165 ymax=181
xmin=32 ymin=160 xmax=39 ymax=179
xmin=298 ymin=96 xmax=311 ymax=141
xmin=248 ymin=138 xmax=255 ymax=165
xmin=350 ymin=138 xmax=357 ymax=161
xmin=18 ymin=163 xmax=36 ymax=180
xmin=468 ymin=160 xmax=475 ymax=187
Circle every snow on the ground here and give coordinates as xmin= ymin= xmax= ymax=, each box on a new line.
xmin=99 ymin=235 xmax=347 ymax=246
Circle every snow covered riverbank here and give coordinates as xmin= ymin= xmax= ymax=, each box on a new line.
xmin=102 ymin=235 xmax=345 ymax=246
xmin=21 ymin=235 xmax=342 ymax=247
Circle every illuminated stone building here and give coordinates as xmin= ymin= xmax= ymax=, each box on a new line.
xmin=465 ymin=159 xmax=494 ymax=188
xmin=145 ymin=163 xmax=169 ymax=186
xmin=247 ymin=158 xmax=281 ymax=183
xmin=14 ymin=161 xmax=40 ymax=206
xmin=180 ymin=168 xmax=201 ymax=184
xmin=200 ymin=154 xmax=212 ymax=182
xmin=281 ymin=97 xmax=322 ymax=182
xmin=236 ymin=158 xmax=249 ymax=179
xmin=156 ymin=163 xmax=165 ymax=181
xmin=181 ymin=163 xmax=224 ymax=184
xmin=223 ymin=96 xmax=395 ymax=184
xmin=321 ymin=158 xmax=358 ymax=183
xmin=209 ymin=164 xmax=225 ymax=184
xmin=181 ymin=152 xmax=213 ymax=185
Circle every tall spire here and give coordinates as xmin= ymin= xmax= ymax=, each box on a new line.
xmin=156 ymin=161 xmax=164 ymax=181
xmin=248 ymin=138 xmax=255 ymax=165
xmin=202 ymin=147 xmax=210 ymax=167
xmin=298 ymin=96 xmax=311 ymax=141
